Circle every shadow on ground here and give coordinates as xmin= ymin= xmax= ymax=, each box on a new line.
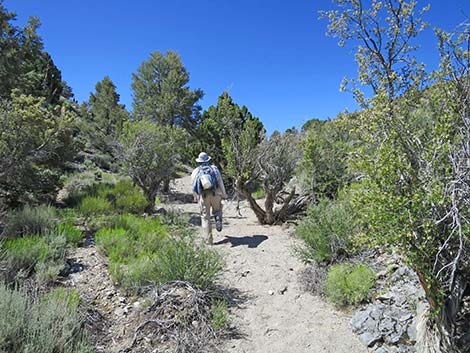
xmin=214 ymin=235 xmax=268 ymax=248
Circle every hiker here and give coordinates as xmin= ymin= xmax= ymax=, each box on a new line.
xmin=191 ymin=152 xmax=228 ymax=245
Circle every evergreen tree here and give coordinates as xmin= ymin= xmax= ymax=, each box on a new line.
xmin=0 ymin=2 xmax=70 ymax=104
xmin=89 ymin=76 xmax=128 ymax=139
xmin=197 ymin=92 xmax=264 ymax=170
xmin=131 ymin=50 xmax=203 ymax=131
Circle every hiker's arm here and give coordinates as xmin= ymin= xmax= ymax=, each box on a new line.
xmin=216 ymin=170 xmax=228 ymax=199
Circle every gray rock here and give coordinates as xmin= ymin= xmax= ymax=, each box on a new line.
xmin=351 ymin=310 xmax=369 ymax=332
xmin=406 ymin=319 xmax=417 ymax=343
xmin=379 ymin=317 xmax=396 ymax=334
xmin=359 ymin=331 xmax=382 ymax=347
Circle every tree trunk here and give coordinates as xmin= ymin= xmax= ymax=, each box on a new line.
xmin=161 ymin=177 xmax=170 ymax=193
xmin=264 ymin=192 xmax=275 ymax=225
xmin=236 ymin=179 xmax=266 ymax=224
xmin=144 ymin=190 xmax=157 ymax=213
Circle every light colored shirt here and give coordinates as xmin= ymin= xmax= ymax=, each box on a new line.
xmin=191 ymin=164 xmax=228 ymax=199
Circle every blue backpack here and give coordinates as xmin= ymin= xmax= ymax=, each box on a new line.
xmin=193 ymin=165 xmax=217 ymax=195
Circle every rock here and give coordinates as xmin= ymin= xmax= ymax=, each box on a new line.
xmin=359 ymin=331 xmax=382 ymax=347
xmin=377 ymin=270 xmax=388 ymax=279
xmin=278 ymin=286 xmax=288 ymax=295
xmin=118 ymin=296 xmax=126 ymax=304
xmin=351 ymin=310 xmax=369 ymax=332
xmin=406 ymin=319 xmax=417 ymax=343
xmin=268 ymin=290 xmax=274 ymax=296
xmin=377 ymin=292 xmax=393 ymax=303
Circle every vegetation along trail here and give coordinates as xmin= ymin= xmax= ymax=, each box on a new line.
xmin=171 ymin=176 xmax=366 ymax=353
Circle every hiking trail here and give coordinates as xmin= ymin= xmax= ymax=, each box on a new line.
xmin=170 ymin=175 xmax=366 ymax=353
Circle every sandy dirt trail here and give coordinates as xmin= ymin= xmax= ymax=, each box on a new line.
xmin=170 ymin=176 xmax=367 ymax=353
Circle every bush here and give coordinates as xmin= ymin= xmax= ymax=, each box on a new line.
xmin=0 ymin=284 xmax=93 ymax=353
xmin=3 ymin=205 xmax=57 ymax=237
xmin=156 ymin=235 xmax=222 ymax=289
xmin=98 ymin=180 xmax=147 ymax=214
xmin=60 ymin=170 xmax=102 ymax=207
xmin=95 ymin=217 xmax=222 ymax=290
xmin=78 ymin=196 xmax=112 ymax=217
xmin=325 ymin=263 xmax=376 ymax=306
xmin=295 ymin=198 xmax=357 ymax=264
xmin=55 ymin=223 xmax=83 ymax=246
xmin=1 ymin=232 xmax=66 ymax=283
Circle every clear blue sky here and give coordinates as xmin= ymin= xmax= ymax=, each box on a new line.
xmin=5 ymin=0 xmax=470 ymax=133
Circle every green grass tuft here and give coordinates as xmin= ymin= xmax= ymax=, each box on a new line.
xmin=325 ymin=263 xmax=376 ymax=306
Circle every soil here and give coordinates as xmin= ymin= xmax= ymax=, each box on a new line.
xmin=65 ymin=174 xmax=367 ymax=353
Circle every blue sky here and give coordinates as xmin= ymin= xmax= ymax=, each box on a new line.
xmin=5 ymin=0 xmax=470 ymax=133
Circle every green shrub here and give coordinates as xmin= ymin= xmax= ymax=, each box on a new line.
xmin=78 ymin=196 xmax=112 ymax=217
xmin=211 ymin=299 xmax=229 ymax=331
xmin=3 ymin=205 xmax=57 ymax=237
xmin=55 ymin=223 xmax=83 ymax=246
xmin=0 ymin=284 xmax=93 ymax=353
xmin=159 ymin=209 xmax=189 ymax=229
xmin=96 ymin=180 xmax=147 ymax=214
xmin=325 ymin=263 xmax=376 ymax=306
xmin=296 ymin=198 xmax=357 ymax=264
xmin=1 ymin=235 xmax=51 ymax=272
xmin=1 ymin=232 xmax=66 ymax=283
xmin=156 ymin=235 xmax=222 ymax=289
xmin=96 ymin=216 xmax=221 ymax=290
xmin=60 ymin=170 xmax=102 ymax=207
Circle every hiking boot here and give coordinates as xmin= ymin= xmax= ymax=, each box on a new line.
xmin=215 ymin=212 xmax=223 ymax=232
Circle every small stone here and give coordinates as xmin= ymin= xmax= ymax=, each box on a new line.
xmin=278 ymin=286 xmax=288 ymax=295
xmin=268 ymin=290 xmax=274 ymax=295
xmin=118 ymin=296 xmax=126 ymax=304
xmin=377 ymin=270 xmax=388 ymax=278
xmin=374 ymin=347 xmax=388 ymax=353
xmin=377 ymin=292 xmax=393 ymax=303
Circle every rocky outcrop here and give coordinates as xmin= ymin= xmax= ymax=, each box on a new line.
xmin=351 ymin=260 xmax=426 ymax=353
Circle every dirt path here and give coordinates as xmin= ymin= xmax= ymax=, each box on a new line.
xmin=170 ymin=177 xmax=367 ymax=353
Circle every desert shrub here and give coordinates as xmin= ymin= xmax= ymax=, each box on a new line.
xmin=55 ymin=223 xmax=83 ymax=246
xmin=0 ymin=284 xmax=93 ymax=353
xmin=156 ymin=235 xmax=222 ymax=289
xmin=96 ymin=217 xmax=221 ymax=290
xmin=78 ymin=196 xmax=113 ymax=217
xmin=295 ymin=198 xmax=357 ymax=264
xmin=211 ymin=299 xmax=229 ymax=331
xmin=325 ymin=263 xmax=376 ymax=307
xmin=1 ymin=232 xmax=66 ymax=283
xmin=3 ymin=205 xmax=57 ymax=238
xmin=60 ymin=170 xmax=102 ymax=207
xmin=1 ymin=235 xmax=51 ymax=273
xmin=95 ymin=227 xmax=134 ymax=262
xmin=159 ymin=209 xmax=189 ymax=229
xmin=98 ymin=180 xmax=147 ymax=214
